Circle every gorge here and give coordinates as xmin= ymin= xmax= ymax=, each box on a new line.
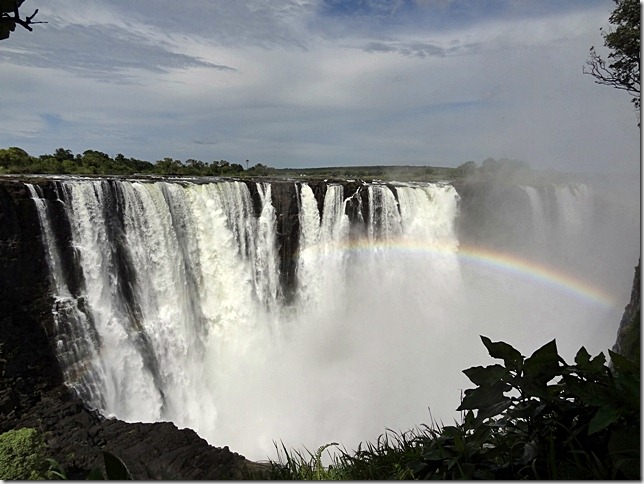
xmin=0 ymin=174 xmax=639 ymax=478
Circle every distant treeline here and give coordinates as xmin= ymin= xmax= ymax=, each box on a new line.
xmin=0 ymin=147 xmax=274 ymax=177
xmin=1 ymin=146 xmax=554 ymax=182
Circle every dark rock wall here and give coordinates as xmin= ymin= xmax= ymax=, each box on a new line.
xmin=0 ymin=179 xmax=258 ymax=479
xmin=0 ymin=180 xmax=63 ymax=409
xmin=612 ymin=260 xmax=641 ymax=362
xmin=8 ymin=387 xmax=252 ymax=479
xmin=270 ymin=181 xmax=301 ymax=303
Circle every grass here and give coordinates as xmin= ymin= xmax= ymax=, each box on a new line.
xmin=262 ymin=425 xmax=441 ymax=480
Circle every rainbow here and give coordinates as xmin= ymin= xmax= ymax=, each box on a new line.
xmin=299 ymin=238 xmax=618 ymax=309
xmin=455 ymin=244 xmax=617 ymax=309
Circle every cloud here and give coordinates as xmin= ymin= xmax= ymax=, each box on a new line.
xmin=1 ymin=2 xmax=237 ymax=79
xmin=0 ymin=0 xmax=638 ymax=176
xmin=363 ymin=39 xmax=480 ymax=58
xmin=192 ymin=140 xmax=218 ymax=146
xmin=2 ymin=27 xmax=235 ymax=79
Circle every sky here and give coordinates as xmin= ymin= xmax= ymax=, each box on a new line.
xmin=0 ymin=0 xmax=640 ymax=174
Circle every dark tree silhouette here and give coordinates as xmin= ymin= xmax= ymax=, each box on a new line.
xmin=584 ymin=0 xmax=640 ymax=121
xmin=0 ymin=0 xmax=45 ymax=40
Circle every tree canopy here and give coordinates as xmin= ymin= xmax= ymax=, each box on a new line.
xmin=0 ymin=146 xmax=251 ymax=176
xmin=585 ymin=0 xmax=641 ymax=120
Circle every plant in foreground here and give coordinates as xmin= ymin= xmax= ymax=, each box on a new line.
xmin=0 ymin=427 xmax=60 ymax=480
xmin=268 ymin=337 xmax=640 ymax=480
xmin=412 ymin=336 xmax=640 ymax=479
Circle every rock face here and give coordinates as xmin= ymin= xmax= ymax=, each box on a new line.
xmin=612 ymin=260 xmax=641 ymax=362
xmin=1 ymin=387 xmax=257 ymax=479
xmin=267 ymin=180 xmax=302 ymax=303
xmin=250 ymin=178 xmax=367 ymax=302
xmin=0 ymin=179 xmax=261 ymax=480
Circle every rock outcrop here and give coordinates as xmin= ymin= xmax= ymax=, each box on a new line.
xmin=612 ymin=260 xmax=641 ymax=362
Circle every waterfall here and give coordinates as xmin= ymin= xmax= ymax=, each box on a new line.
xmin=519 ymin=183 xmax=596 ymax=269
xmin=552 ymin=183 xmax=594 ymax=239
xmin=521 ymin=185 xmax=549 ymax=247
xmin=296 ymin=183 xmax=351 ymax=311
xmin=25 ymin=177 xmax=625 ymax=461
xmin=25 ymin=183 xmax=108 ymax=411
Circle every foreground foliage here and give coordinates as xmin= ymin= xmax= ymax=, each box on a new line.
xmin=0 ymin=427 xmax=60 ymax=479
xmin=267 ymin=337 xmax=640 ymax=480
xmin=0 ymin=427 xmax=132 ymax=480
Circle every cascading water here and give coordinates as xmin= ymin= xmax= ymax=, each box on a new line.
xmin=520 ymin=183 xmax=594 ymax=256
xmin=26 ymin=177 xmax=633 ymax=461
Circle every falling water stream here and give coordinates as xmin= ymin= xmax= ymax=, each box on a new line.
xmin=26 ymin=177 xmax=635 ymax=461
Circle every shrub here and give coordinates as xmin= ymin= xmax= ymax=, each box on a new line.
xmin=412 ymin=337 xmax=640 ymax=479
xmin=0 ymin=427 xmax=54 ymax=480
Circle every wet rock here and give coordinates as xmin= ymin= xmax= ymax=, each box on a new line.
xmin=0 ymin=178 xmax=264 ymax=480
xmin=612 ymin=260 xmax=640 ymax=362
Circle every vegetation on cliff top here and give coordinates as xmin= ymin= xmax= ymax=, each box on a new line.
xmin=0 ymin=145 xmax=579 ymax=184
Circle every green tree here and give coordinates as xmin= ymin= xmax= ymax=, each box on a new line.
xmin=585 ymin=0 xmax=640 ymax=119
xmin=156 ymin=157 xmax=183 ymax=175
xmin=414 ymin=337 xmax=640 ymax=479
xmin=585 ymin=0 xmax=640 ymax=368
xmin=81 ymin=149 xmax=111 ymax=169
xmin=247 ymin=163 xmax=269 ymax=176
xmin=53 ymin=147 xmax=74 ymax=162
xmin=0 ymin=146 xmax=30 ymax=169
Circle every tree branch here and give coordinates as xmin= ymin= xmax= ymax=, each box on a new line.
xmin=0 ymin=1 xmax=46 ymax=38
xmin=583 ymin=47 xmax=639 ymax=95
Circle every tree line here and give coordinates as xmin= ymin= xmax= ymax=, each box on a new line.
xmin=0 ymin=146 xmax=274 ymax=176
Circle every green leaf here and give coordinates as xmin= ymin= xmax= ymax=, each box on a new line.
xmin=102 ymin=452 xmax=131 ymax=480
xmin=608 ymin=426 xmax=639 ymax=456
xmin=523 ymin=339 xmax=560 ymax=377
xmin=608 ymin=350 xmax=639 ymax=375
xmin=588 ymin=404 xmax=622 ymax=435
xmin=588 ymin=352 xmax=607 ymax=371
xmin=86 ymin=467 xmax=104 ymax=480
xmin=457 ymin=381 xmax=511 ymax=411
xmin=574 ymin=346 xmax=592 ymax=367
xmin=462 ymin=364 xmax=509 ymax=386
xmin=615 ymin=373 xmax=640 ymax=411
xmin=574 ymin=347 xmax=608 ymax=374
xmin=480 ymin=336 xmax=523 ymax=371
xmin=473 ymin=399 xmax=513 ymax=425
xmin=453 ymin=433 xmax=466 ymax=453
xmin=561 ymin=374 xmax=612 ymax=406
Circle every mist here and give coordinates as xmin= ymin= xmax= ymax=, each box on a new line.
xmin=27 ymin=173 xmax=638 ymax=463
xmin=204 ymin=176 xmax=638 ymax=462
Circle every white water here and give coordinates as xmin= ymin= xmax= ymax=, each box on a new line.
xmin=28 ymin=178 xmax=636 ymax=461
